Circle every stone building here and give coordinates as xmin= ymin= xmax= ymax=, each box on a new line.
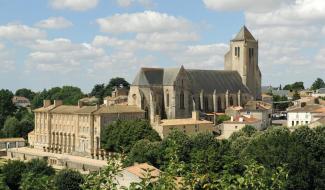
xmin=128 ymin=26 xmax=261 ymax=123
xmin=28 ymin=100 xmax=144 ymax=158
xmin=152 ymin=111 xmax=215 ymax=139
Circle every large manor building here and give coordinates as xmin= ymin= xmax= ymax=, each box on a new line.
xmin=28 ymin=100 xmax=144 ymax=158
xmin=128 ymin=26 xmax=261 ymax=123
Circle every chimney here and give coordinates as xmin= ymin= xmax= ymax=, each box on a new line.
xmin=54 ymin=100 xmax=63 ymax=107
xmin=78 ymin=100 xmax=83 ymax=108
xmin=43 ymin=100 xmax=51 ymax=108
xmin=192 ymin=111 xmax=200 ymax=121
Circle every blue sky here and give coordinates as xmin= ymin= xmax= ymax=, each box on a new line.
xmin=0 ymin=0 xmax=324 ymax=93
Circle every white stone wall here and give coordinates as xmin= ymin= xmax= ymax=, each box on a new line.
xmin=287 ymin=112 xmax=314 ymax=127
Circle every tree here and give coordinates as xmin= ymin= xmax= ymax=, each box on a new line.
xmin=292 ymin=90 xmax=301 ymax=101
xmin=90 ymin=84 xmax=106 ymax=100
xmin=107 ymin=77 xmax=130 ymax=89
xmin=2 ymin=160 xmax=26 ymax=190
xmin=25 ymin=159 xmax=55 ymax=176
xmin=0 ymin=89 xmax=16 ymax=128
xmin=20 ymin=173 xmax=54 ymax=190
xmin=216 ymin=115 xmax=231 ymax=124
xmin=2 ymin=117 xmax=20 ymax=138
xmin=54 ymin=169 xmax=84 ymax=190
xmin=283 ymin=82 xmax=304 ymax=91
xmin=124 ymin=139 xmax=162 ymax=167
xmin=311 ymin=78 xmax=325 ymax=90
xmin=15 ymin=89 xmax=36 ymax=101
xmin=101 ymin=120 xmax=161 ymax=153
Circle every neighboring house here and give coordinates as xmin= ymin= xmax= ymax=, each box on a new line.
xmin=117 ymin=163 xmax=160 ymax=188
xmin=12 ymin=96 xmax=30 ymax=107
xmin=128 ymin=26 xmax=261 ymax=124
xmin=28 ymin=100 xmax=144 ymax=158
xmin=218 ymin=115 xmax=261 ymax=139
xmin=262 ymin=93 xmax=273 ymax=104
xmin=104 ymin=87 xmax=129 ymax=106
xmin=289 ymin=96 xmax=318 ymax=109
xmin=312 ymin=88 xmax=325 ymax=98
xmin=79 ymin=96 xmax=99 ymax=105
xmin=152 ymin=111 xmax=215 ymax=139
xmin=0 ymin=138 xmax=25 ymax=150
xmin=287 ymin=105 xmax=325 ymax=127
xmin=225 ymin=101 xmax=272 ymax=130
xmin=308 ymin=117 xmax=325 ymax=128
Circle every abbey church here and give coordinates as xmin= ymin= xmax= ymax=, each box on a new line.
xmin=128 ymin=26 xmax=261 ymax=122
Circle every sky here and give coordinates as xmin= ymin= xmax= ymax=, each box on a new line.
xmin=0 ymin=0 xmax=324 ymax=93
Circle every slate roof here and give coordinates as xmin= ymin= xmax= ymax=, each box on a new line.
xmin=186 ymin=69 xmax=250 ymax=94
xmin=232 ymin=26 xmax=256 ymax=41
xmin=132 ymin=67 xmax=180 ymax=86
xmin=132 ymin=67 xmax=250 ymax=94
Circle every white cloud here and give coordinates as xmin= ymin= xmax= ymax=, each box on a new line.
xmin=36 ymin=17 xmax=73 ymax=29
xmin=203 ymin=0 xmax=291 ymax=12
xmin=27 ymin=38 xmax=106 ymax=72
xmin=0 ymin=43 xmax=15 ymax=72
xmin=49 ymin=0 xmax=98 ymax=11
xmin=116 ymin=0 xmax=154 ymax=8
xmin=0 ymin=24 xmax=46 ymax=41
xmin=96 ymin=11 xmax=191 ymax=33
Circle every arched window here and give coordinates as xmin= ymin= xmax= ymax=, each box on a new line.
xmin=204 ymin=97 xmax=209 ymax=112
xmin=230 ymin=96 xmax=234 ymax=106
xmin=217 ymin=97 xmax=222 ymax=112
xmin=166 ymin=92 xmax=170 ymax=107
xmin=180 ymin=91 xmax=185 ymax=109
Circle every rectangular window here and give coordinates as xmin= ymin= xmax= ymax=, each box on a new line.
xmin=296 ymin=121 xmax=299 ymax=125
xmin=292 ymin=121 xmax=294 ymax=126
xmin=238 ymin=47 xmax=240 ymax=57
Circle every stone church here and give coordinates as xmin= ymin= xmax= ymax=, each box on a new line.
xmin=128 ymin=26 xmax=261 ymax=122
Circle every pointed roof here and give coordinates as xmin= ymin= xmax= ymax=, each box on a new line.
xmin=232 ymin=26 xmax=256 ymax=41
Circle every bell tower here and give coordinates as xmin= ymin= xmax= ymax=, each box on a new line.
xmin=224 ymin=26 xmax=261 ymax=100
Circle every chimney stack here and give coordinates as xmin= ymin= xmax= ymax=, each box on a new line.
xmin=78 ymin=100 xmax=83 ymax=108
xmin=54 ymin=100 xmax=63 ymax=107
xmin=43 ymin=100 xmax=51 ymax=108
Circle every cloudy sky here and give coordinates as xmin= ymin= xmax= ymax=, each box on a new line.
xmin=0 ymin=0 xmax=324 ymax=93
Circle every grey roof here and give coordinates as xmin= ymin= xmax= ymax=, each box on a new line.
xmin=132 ymin=68 xmax=164 ymax=86
xmin=317 ymin=88 xmax=325 ymax=93
xmin=186 ymin=69 xmax=250 ymax=94
xmin=232 ymin=26 xmax=256 ymax=41
xmin=132 ymin=67 xmax=181 ymax=86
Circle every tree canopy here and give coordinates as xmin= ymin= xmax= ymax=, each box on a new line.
xmin=311 ymin=78 xmax=325 ymax=90
xmin=0 ymin=89 xmax=16 ymax=128
xmin=283 ymin=82 xmax=305 ymax=91
xmin=15 ymin=88 xmax=36 ymax=101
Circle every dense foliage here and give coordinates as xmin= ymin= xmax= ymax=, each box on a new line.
xmin=101 ymin=119 xmax=161 ymax=153
xmin=90 ymin=77 xmax=130 ymax=103
xmin=311 ymin=78 xmax=325 ymax=90
xmin=283 ymin=81 xmax=305 ymax=91
xmin=54 ymin=169 xmax=84 ymax=190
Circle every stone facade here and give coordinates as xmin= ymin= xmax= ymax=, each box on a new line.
xmin=152 ymin=111 xmax=215 ymax=139
xmin=28 ymin=100 xmax=144 ymax=158
xmin=128 ymin=26 xmax=261 ymax=124
xmin=224 ymin=26 xmax=262 ymax=100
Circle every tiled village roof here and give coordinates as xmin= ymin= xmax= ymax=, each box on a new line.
xmin=159 ymin=118 xmax=213 ymax=126
xmin=93 ymin=105 xmax=144 ymax=114
xmin=288 ymin=104 xmax=325 ymax=113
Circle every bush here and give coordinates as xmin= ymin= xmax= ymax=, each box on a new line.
xmin=54 ymin=169 xmax=84 ymax=190
xmin=2 ymin=160 xmax=26 ymax=190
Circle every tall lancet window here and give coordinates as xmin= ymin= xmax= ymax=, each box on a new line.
xmin=166 ymin=92 xmax=170 ymax=107
xmin=180 ymin=91 xmax=185 ymax=109
xmin=230 ymin=96 xmax=234 ymax=106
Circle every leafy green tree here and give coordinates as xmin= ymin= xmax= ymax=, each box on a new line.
xmin=2 ymin=117 xmax=20 ymax=138
xmin=90 ymin=84 xmax=106 ymax=101
xmin=311 ymin=78 xmax=325 ymax=90
xmin=54 ymin=169 xmax=84 ymax=190
xmin=82 ymin=156 xmax=123 ymax=190
xmin=283 ymin=82 xmax=304 ymax=91
xmin=0 ymin=89 xmax=16 ymax=128
xmin=20 ymin=173 xmax=55 ymax=190
xmin=273 ymin=95 xmax=290 ymax=111
xmin=2 ymin=160 xmax=26 ymax=190
xmin=107 ymin=77 xmax=130 ymax=89
xmin=101 ymin=120 xmax=161 ymax=153
xmin=124 ymin=139 xmax=162 ymax=167
xmin=25 ymin=159 xmax=55 ymax=176
xmin=31 ymin=90 xmax=48 ymax=109
xmin=216 ymin=115 xmax=231 ymax=124
xmin=15 ymin=89 xmax=36 ymax=101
